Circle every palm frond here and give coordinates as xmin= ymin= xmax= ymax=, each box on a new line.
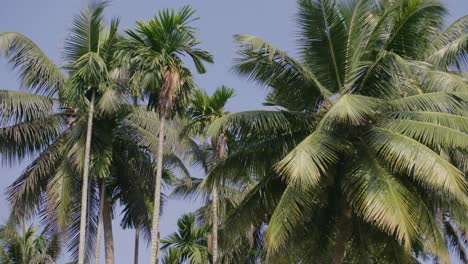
xmin=318 ymin=94 xmax=382 ymax=128
xmin=0 ymin=33 xmax=65 ymax=96
xmin=297 ymin=0 xmax=348 ymax=92
xmin=276 ymin=131 xmax=346 ymax=189
xmin=378 ymin=119 xmax=468 ymax=149
xmin=233 ymin=34 xmax=331 ymax=110
xmin=368 ymin=127 xmax=467 ymax=199
xmin=0 ymin=90 xmax=56 ymax=126
xmin=390 ymin=92 xmax=465 ymax=113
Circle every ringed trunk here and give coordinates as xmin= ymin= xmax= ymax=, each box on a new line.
xmin=149 ymin=108 xmax=166 ymax=264
xmin=103 ymin=192 xmax=114 ymax=264
xmin=134 ymin=224 xmax=140 ymax=264
xmin=94 ymin=178 xmax=106 ymax=264
xmin=212 ymin=183 xmax=219 ymax=263
xmin=78 ymin=91 xmax=95 ymax=264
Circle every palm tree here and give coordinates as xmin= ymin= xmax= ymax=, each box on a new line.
xmin=183 ymin=86 xmax=235 ymax=263
xmin=161 ymin=213 xmax=210 ymax=264
xmin=0 ymin=223 xmax=60 ymax=264
xmin=206 ymin=0 xmax=468 ymax=262
xmin=117 ymin=6 xmax=213 ymax=262
xmin=0 ymin=3 xmax=129 ymax=263
xmin=110 ymin=110 xmax=192 ymax=264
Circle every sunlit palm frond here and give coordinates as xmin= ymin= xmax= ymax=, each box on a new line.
xmin=378 ymin=119 xmax=468 ymax=149
xmin=318 ymin=94 xmax=382 ymax=128
xmin=265 ymin=185 xmax=320 ymax=254
xmin=390 ymin=111 xmax=468 ymax=133
xmin=368 ymin=127 xmax=467 ymax=199
xmin=276 ymin=131 xmax=345 ymax=188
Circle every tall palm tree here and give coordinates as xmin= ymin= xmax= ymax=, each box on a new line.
xmin=0 ymin=223 xmax=60 ymax=264
xmin=117 ymin=6 xmax=213 ymax=262
xmin=111 ymin=109 xmax=192 ymax=264
xmin=0 ymin=2 xmax=129 ymax=263
xmin=183 ymin=86 xmax=235 ymax=263
xmin=161 ymin=213 xmax=210 ymax=264
xmin=206 ymin=0 xmax=468 ymax=262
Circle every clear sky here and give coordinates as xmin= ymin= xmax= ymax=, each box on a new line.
xmin=0 ymin=0 xmax=466 ymax=263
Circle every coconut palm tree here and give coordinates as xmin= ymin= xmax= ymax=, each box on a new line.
xmin=161 ymin=213 xmax=210 ymax=264
xmin=117 ymin=6 xmax=213 ymax=262
xmin=206 ymin=0 xmax=468 ymax=262
xmin=0 ymin=223 xmax=60 ymax=264
xmin=0 ymin=2 xmax=131 ymax=263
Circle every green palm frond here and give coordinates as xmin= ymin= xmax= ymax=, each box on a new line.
xmin=427 ymin=34 xmax=468 ymax=70
xmin=297 ymin=0 xmax=348 ymax=92
xmin=345 ymin=155 xmax=418 ymax=250
xmin=276 ymin=132 xmax=345 ymax=188
xmin=265 ymin=185 xmax=319 ymax=254
xmin=384 ymin=0 xmax=446 ymax=59
xmin=63 ymin=1 xmax=108 ymax=65
xmin=208 ymin=110 xmax=313 ymax=139
xmin=390 ymin=111 xmax=468 ymax=133
xmin=0 ymin=33 xmax=65 ymax=96
xmin=233 ymin=34 xmax=331 ymax=109
xmin=0 ymin=114 xmax=65 ymax=165
xmin=378 ymin=119 xmax=468 ymax=149
xmin=368 ymin=127 xmax=467 ymax=199
xmin=318 ymin=94 xmax=382 ymax=128
xmin=390 ymin=92 xmax=465 ymax=112
xmin=0 ymin=90 xmax=56 ymax=125
xmin=7 ymin=138 xmax=64 ymax=222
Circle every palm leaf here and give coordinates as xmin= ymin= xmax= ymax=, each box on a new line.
xmin=0 ymin=33 xmax=65 ymax=96
xmin=368 ymin=127 xmax=467 ymax=200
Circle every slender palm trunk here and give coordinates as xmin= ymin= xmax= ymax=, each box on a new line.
xmin=94 ymin=179 xmax=106 ymax=264
xmin=212 ymin=134 xmax=226 ymax=264
xmin=134 ymin=224 xmax=140 ymax=264
xmin=78 ymin=91 xmax=95 ymax=264
xmin=212 ymin=183 xmax=219 ymax=263
xmin=331 ymin=202 xmax=352 ymax=264
xmin=149 ymin=108 xmax=166 ymax=264
xmin=103 ymin=194 xmax=114 ymax=264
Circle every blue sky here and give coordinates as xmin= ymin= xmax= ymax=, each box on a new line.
xmin=0 ymin=0 xmax=466 ymax=263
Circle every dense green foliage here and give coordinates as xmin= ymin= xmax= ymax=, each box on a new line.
xmin=0 ymin=0 xmax=467 ymax=263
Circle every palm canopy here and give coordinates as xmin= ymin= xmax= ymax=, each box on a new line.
xmin=207 ymin=0 xmax=468 ymax=262
xmin=161 ymin=213 xmax=210 ymax=264
xmin=117 ymin=5 xmax=214 ymax=114
xmin=0 ymin=223 xmax=60 ymax=264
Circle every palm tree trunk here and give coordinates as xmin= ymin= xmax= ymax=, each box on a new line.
xmin=331 ymin=202 xmax=352 ymax=264
xmin=149 ymin=108 xmax=166 ymax=264
xmin=103 ymin=193 xmax=114 ymax=264
xmin=134 ymin=224 xmax=140 ymax=264
xmin=212 ymin=133 xmax=226 ymax=264
xmin=212 ymin=183 xmax=219 ymax=264
xmin=94 ymin=178 xmax=106 ymax=264
xmin=78 ymin=91 xmax=95 ymax=264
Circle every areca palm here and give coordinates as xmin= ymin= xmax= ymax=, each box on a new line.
xmin=114 ymin=108 xmax=193 ymax=264
xmin=117 ymin=6 xmax=213 ymax=262
xmin=0 ymin=223 xmax=60 ymax=264
xmin=183 ymin=86 xmax=235 ymax=263
xmin=207 ymin=0 xmax=468 ymax=262
xmin=161 ymin=213 xmax=210 ymax=264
